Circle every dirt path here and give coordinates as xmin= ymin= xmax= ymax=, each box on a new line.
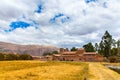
xmin=88 ymin=63 xmax=120 ymax=80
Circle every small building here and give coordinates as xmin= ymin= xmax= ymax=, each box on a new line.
xmin=44 ymin=55 xmax=53 ymax=61
xmin=32 ymin=56 xmax=43 ymax=60
xmin=52 ymin=48 xmax=103 ymax=62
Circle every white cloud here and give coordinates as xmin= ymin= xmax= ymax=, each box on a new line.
xmin=0 ymin=0 xmax=120 ymax=48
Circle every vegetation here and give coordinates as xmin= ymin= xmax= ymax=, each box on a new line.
xmin=108 ymin=56 xmax=117 ymax=63
xmin=101 ymin=31 xmax=112 ymax=57
xmin=0 ymin=61 xmax=88 ymax=80
xmin=82 ymin=30 xmax=120 ymax=62
xmin=70 ymin=47 xmax=78 ymax=51
xmin=43 ymin=51 xmax=58 ymax=56
xmin=5 ymin=54 xmax=18 ymax=60
xmin=0 ymin=53 xmax=33 ymax=60
xmin=111 ymin=48 xmax=118 ymax=56
xmin=83 ymin=42 xmax=95 ymax=52
xmin=18 ymin=54 xmax=33 ymax=60
xmin=0 ymin=53 xmax=4 ymax=61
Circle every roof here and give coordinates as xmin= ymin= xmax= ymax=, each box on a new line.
xmin=53 ymin=54 xmax=61 ymax=56
xmin=83 ymin=52 xmax=96 ymax=55
xmin=78 ymin=48 xmax=84 ymax=50
xmin=61 ymin=51 xmax=76 ymax=55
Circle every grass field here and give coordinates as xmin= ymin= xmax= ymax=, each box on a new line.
xmin=0 ymin=61 xmax=120 ymax=80
xmin=89 ymin=63 xmax=120 ymax=80
xmin=0 ymin=61 xmax=88 ymax=80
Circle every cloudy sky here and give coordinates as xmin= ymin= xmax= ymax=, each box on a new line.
xmin=0 ymin=0 xmax=120 ymax=48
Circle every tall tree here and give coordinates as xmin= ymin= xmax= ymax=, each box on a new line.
xmin=111 ymin=48 xmax=118 ymax=56
xmin=83 ymin=42 xmax=95 ymax=52
xmin=117 ymin=40 xmax=120 ymax=55
xmin=117 ymin=40 xmax=120 ymax=48
xmin=112 ymin=39 xmax=117 ymax=48
xmin=101 ymin=31 xmax=112 ymax=57
xmin=95 ymin=43 xmax=99 ymax=52
xmin=98 ymin=41 xmax=104 ymax=54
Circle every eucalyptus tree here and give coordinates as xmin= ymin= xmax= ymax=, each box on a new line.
xmin=101 ymin=31 xmax=112 ymax=57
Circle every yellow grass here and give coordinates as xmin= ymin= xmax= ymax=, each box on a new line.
xmin=0 ymin=61 xmax=88 ymax=80
xmin=88 ymin=63 xmax=120 ymax=80
xmin=0 ymin=61 xmax=120 ymax=80
xmin=103 ymin=63 xmax=120 ymax=66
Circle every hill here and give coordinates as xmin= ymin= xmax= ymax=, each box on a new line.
xmin=0 ymin=42 xmax=58 ymax=56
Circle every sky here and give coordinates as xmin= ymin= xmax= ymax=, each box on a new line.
xmin=0 ymin=0 xmax=120 ymax=48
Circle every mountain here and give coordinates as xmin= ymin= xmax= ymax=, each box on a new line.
xmin=0 ymin=42 xmax=59 ymax=56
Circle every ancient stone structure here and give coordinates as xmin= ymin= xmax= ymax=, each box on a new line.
xmin=52 ymin=48 xmax=103 ymax=62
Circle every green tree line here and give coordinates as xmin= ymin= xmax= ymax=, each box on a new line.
xmin=0 ymin=53 xmax=33 ymax=61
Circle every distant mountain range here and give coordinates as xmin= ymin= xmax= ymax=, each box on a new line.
xmin=0 ymin=42 xmax=59 ymax=56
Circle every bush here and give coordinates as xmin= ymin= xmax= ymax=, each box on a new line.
xmin=43 ymin=51 xmax=58 ymax=56
xmin=108 ymin=56 xmax=117 ymax=63
xmin=18 ymin=54 xmax=33 ymax=60
xmin=0 ymin=52 xmax=33 ymax=61
xmin=5 ymin=54 xmax=18 ymax=60
xmin=0 ymin=53 xmax=4 ymax=61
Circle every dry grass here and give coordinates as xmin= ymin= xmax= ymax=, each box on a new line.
xmin=104 ymin=63 xmax=120 ymax=66
xmin=0 ymin=61 xmax=120 ymax=80
xmin=0 ymin=61 xmax=88 ymax=80
xmin=88 ymin=63 xmax=120 ymax=80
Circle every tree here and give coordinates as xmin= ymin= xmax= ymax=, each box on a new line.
xmin=71 ymin=47 xmax=77 ymax=51
xmin=18 ymin=54 xmax=33 ymax=60
xmin=117 ymin=40 xmax=120 ymax=48
xmin=101 ymin=31 xmax=112 ymax=57
xmin=112 ymin=39 xmax=117 ymax=48
xmin=83 ymin=42 xmax=95 ymax=52
xmin=43 ymin=51 xmax=58 ymax=56
xmin=117 ymin=40 xmax=120 ymax=55
xmin=111 ymin=48 xmax=117 ymax=56
xmin=5 ymin=54 xmax=18 ymax=60
xmin=98 ymin=41 xmax=104 ymax=55
xmin=43 ymin=52 xmax=52 ymax=56
xmin=95 ymin=43 xmax=99 ymax=51
xmin=52 ymin=51 xmax=59 ymax=54
xmin=0 ymin=53 xmax=4 ymax=61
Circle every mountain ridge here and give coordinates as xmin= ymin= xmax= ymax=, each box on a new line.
xmin=0 ymin=41 xmax=59 ymax=56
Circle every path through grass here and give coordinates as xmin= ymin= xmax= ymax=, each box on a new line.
xmin=89 ymin=63 xmax=120 ymax=80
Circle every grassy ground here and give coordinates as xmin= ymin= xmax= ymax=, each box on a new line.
xmin=0 ymin=61 xmax=88 ymax=80
xmin=0 ymin=61 xmax=120 ymax=80
xmin=103 ymin=63 xmax=120 ymax=66
xmin=88 ymin=63 xmax=120 ymax=80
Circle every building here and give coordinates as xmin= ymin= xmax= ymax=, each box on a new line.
xmin=52 ymin=48 xmax=103 ymax=62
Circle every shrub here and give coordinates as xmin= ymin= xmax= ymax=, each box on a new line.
xmin=18 ymin=54 xmax=33 ymax=60
xmin=43 ymin=51 xmax=58 ymax=56
xmin=5 ymin=54 xmax=18 ymax=60
xmin=108 ymin=56 xmax=117 ymax=63
xmin=0 ymin=53 xmax=4 ymax=61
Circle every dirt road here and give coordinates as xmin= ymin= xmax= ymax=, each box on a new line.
xmin=88 ymin=63 xmax=120 ymax=80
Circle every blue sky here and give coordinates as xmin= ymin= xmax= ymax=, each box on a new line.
xmin=0 ymin=0 xmax=120 ymax=48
